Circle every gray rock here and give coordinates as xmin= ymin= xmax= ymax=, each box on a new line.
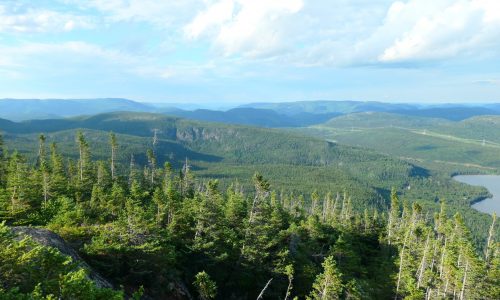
xmin=10 ymin=226 xmax=114 ymax=289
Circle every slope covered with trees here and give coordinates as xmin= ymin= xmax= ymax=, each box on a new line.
xmin=0 ymin=132 xmax=498 ymax=299
xmin=301 ymin=112 xmax=500 ymax=171
xmin=1 ymin=112 xmax=493 ymax=244
xmin=0 ymin=113 xmax=430 ymax=205
xmin=2 ymin=112 xmax=496 ymax=245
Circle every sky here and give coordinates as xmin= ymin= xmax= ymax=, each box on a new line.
xmin=1 ymin=0 xmax=500 ymax=104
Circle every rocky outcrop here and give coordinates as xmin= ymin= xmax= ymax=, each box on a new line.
xmin=10 ymin=226 xmax=195 ymax=299
xmin=10 ymin=226 xmax=114 ymax=289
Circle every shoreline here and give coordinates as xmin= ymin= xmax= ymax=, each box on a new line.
xmin=452 ymin=174 xmax=496 ymax=214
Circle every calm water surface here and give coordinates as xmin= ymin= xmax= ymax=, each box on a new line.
xmin=453 ymin=175 xmax=500 ymax=215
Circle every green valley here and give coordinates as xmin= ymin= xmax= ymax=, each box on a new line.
xmin=0 ymin=115 xmax=498 ymax=299
xmin=300 ymin=112 xmax=500 ymax=171
xmin=1 ymin=112 xmax=495 ymax=246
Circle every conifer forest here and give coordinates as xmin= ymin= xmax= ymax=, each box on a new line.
xmin=0 ymin=131 xmax=497 ymax=299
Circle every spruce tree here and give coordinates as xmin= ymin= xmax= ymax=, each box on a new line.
xmin=152 ymin=187 xmax=166 ymax=226
xmin=38 ymin=134 xmax=50 ymax=205
xmin=194 ymin=271 xmax=217 ymax=300
xmin=49 ymin=143 xmax=67 ymax=198
xmin=309 ymin=256 xmax=343 ymax=300
xmin=146 ymin=149 xmax=156 ymax=186
xmin=75 ymin=131 xmax=93 ymax=200
xmin=387 ymin=187 xmax=399 ymax=245
xmin=6 ymin=152 xmax=32 ymax=218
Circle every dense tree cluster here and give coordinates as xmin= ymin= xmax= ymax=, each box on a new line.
xmin=0 ymin=132 xmax=497 ymax=299
xmin=0 ymin=223 xmax=123 ymax=299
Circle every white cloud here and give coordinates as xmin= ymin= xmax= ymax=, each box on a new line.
xmin=75 ymin=0 xmax=200 ymax=27
xmin=3 ymin=0 xmax=500 ymax=74
xmin=0 ymin=40 xmax=218 ymax=82
xmin=184 ymin=0 xmax=235 ymax=39
xmin=0 ymin=41 xmax=145 ymax=79
xmin=184 ymin=0 xmax=304 ymax=58
xmin=0 ymin=4 xmax=94 ymax=33
xmin=376 ymin=0 xmax=500 ymax=62
xmin=280 ymin=0 xmax=500 ymax=67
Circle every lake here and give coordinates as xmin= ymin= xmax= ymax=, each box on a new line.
xmin=453 ymin=175 xmax=500 ymax=215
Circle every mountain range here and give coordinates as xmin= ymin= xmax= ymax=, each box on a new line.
xmin=3 ymin=98 xmax=500 ymax=125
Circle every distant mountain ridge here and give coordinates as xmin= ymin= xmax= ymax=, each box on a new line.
xmin=240 ymin=100 xmax=419 ymax=115
xmin=0 ymin=98 xmax=340 ymax=127
xmin=167 ymin=107 xmax=341 ymax=127
xmin=0 ymin=98 xmax=154 ymax=121
xmin=3 ymin=98 xmax=500 ymax=125
xmin=241 ymin=100 xmax=500 ymax=121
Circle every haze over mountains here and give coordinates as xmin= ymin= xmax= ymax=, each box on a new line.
xmin=3 ymin=98 xmax=500 ymax=124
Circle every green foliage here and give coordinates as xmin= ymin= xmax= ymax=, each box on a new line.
xmin=0 ymin=114 xmax=497 ymax=298
xmin=309 ymin=256 xmax=343 ymax=300
xmin=301 ymin=112 xmax=500 ymax=246
xmin=0 ymin=221 xmax=122 ymax=299
xmin=193 ymin=271 xmax=217 ymax=300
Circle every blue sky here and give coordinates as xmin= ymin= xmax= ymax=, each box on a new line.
xmin=1 ymin=0 xmax=500 ymax=104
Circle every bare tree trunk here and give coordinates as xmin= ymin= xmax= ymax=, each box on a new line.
xmin=321 ymin=277 xmax=330 ymax=300
xmin=425 ymin=288 xmax=431 ymax=300
xmin=339 ymin=193 xmax=346 ymax=222
xmin=257 ymin=278 xmax=273 ymax=300
xmin=395 ymin=234 xmax=408 ymax=299
xmin=388 ymin=215 xmax=393 ymax=245
xmin=311 ymin=198 xmax=317 ymax=216
xmin=485 ymin=213 xmax=496 ymax=261
xmin=322 ymin=194 xmax=329 ymax=221
xmin=284 ymin=276 xmax=292 ymax=300
xmin=331 ymin=193 xmax=339 ymax=223
xmin=444 ymin=278 xmax=449 ymax=297
xmin=459 ymin=260 xmax=468 ymax=300
xmin=429 ymin=237 xmax=438 ymax=271
xmin=43 ymin=172 xmax=49 ymax=205
xmin=10 ymin=186 xmax=17 ymax=210
xmin=248 ymin=194 xmax=259 ymax=225
xmin=111 ymin=146 xmax=115 ymax=180
xmin=395 ymin=214 xmax=416 ymax=299
xmin=417 ymin=233 xmax=431 ymax=288
xmin=439 ymin=238 xmax=447 ymax=278
xmin=79 ymin=146 xmax=83 ymax=181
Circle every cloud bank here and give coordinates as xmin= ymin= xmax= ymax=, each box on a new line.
xmin=1 ymin=0 xmax=500 ymax=102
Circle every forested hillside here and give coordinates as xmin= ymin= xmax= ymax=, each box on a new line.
xmin=0 ymin=112 xmax=435 ymax=204
xmin=1 ymin=112 xmax=493 ymax=245
xmin=0 ymin=132 xmax=498 ymax=299
xmin=162 ymin=107 xmax=341 ymax=127
xmin=301 ymin=112 xmax=500 ymax=170
xmin=243 ymin=101 xmax=500 ymax=121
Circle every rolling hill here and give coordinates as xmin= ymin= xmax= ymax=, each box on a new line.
xmin=240 ymin=100 xmax=418 ymax=115
xmin=300 ymin=112 xmax=500 ymax=171
xmin=165 ymin=107 xmax=341 ymax=127
xmin=1 ymin=112 xmax=409 ymax=206
xmin=1 ymin=111 xmax=493 ymax=245
xmin=243 ymin=100 xmax=500 ymax=121
xmin=0 ymin=98 xmax=339 ymax=128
